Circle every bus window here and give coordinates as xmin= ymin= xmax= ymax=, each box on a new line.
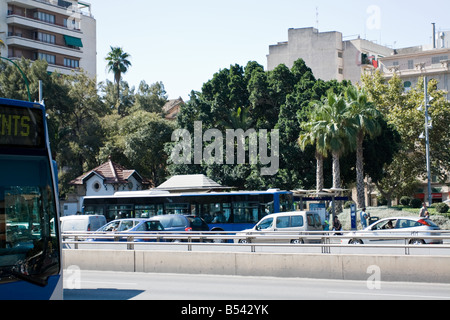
xmin=107 ymin=205 xmax=133 ymax=221
xmin=135 ymin=204 xmax=162 ymax=218
xmin=280 ymin=194 xmax=293 ymax=212
xmin=201 ymin=203 xmax=231 ymax=224
xmin=164 ymin=203 xmax=189 ymax=215
xmin=84 ymin=205 xmax=104 ymax=216
xmin=233 ymin=202 xmax=259 ymax=223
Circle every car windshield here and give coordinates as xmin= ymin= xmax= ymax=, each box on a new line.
xmin=256 ymin=217 xmax=273 ymax=230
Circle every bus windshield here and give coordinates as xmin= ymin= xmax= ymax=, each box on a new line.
xmin=0 ymin=154 xmax=60 ymax=286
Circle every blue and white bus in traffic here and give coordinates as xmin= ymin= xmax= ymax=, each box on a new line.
xmin=0 ymin=98 xmax=62 ymax=300
xmin=83 ymin=189 xmax=293 ymax=231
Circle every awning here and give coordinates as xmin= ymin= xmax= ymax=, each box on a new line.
xmin=64 ymin=35 xmax=83 ymax=48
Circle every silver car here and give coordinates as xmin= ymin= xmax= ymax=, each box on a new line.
xmin=343 ymin=216 xmax=442 ymax=245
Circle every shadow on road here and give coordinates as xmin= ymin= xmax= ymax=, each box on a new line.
xmin=64 ymin=288 xmax=144 ymax=300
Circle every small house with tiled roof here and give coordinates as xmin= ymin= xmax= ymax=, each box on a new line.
xmin=61 ymin=158 xmax=150 ymax=216
xmin=162 ymin=97 xmax=184 ymax=120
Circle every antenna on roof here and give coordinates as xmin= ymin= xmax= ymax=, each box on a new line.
xmin=315 ymin=7 xmax=319 ymax=30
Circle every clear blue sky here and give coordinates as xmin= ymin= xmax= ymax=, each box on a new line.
xmin=93 ymin=0 xmax=450 ymax=101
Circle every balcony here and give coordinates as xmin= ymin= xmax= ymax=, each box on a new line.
xmin=7 ymin=0 xmax=93 ymax=18
xmin=7 ymin=9 xmax=82 ymax=34
xmin=6 ymin=33 xmax=83 ymax=58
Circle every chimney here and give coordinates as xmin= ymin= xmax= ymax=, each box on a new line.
xmin=432 ymin=23 xmax=436 ymax=49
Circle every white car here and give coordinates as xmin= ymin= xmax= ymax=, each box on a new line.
xmin=342 ymin=216 xmax=442 ymax=245
xmin=235 ymin=211 xmax=323 ymax=244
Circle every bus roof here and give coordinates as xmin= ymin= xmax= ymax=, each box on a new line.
xmin=83 ymin=189 xmax=292 ymax=200
xmin=0 ymin=97 xmax=44 ymax=110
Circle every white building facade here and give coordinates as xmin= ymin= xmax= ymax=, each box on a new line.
xmin=267 ymin=27 xmax=393 ymax=84
xmin=0 ymin=0 xmax=96 ymax=77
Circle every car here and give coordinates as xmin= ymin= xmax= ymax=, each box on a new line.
xmin=149 ymin=214 xmax=210 ymax=232
xmin=89 ymin=218 xmax=165 ymax=242
xmin=342 ymin=216 xmax=442 ymax=245
xmin=60 ymin=215 xmax=107 ymax=232
xmin=148 ymin=214 xmax=210 ymax=242
xmin=235 ymin=211 xmax=323 ymax=244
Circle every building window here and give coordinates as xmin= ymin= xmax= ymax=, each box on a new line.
xmin=38 ymin=53 xmax=56 ymax=65
xmin=37 ymin=32 xmax=56 ymax=44
xmin=431 ymin=55 xmax=449 ymax=64
xmin=34 ymin=11 xmax=56 ymax=24
xmin=63 ymin=18 xmax=81 ymax=30
xmin=338 ymin=68 xmax=344 ymax=74
xmin=64 ymin=58 xmax=80 ymax=68
xmin=408 ymin=60 xmax=414 ymax=69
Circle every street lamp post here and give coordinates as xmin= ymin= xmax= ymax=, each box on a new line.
xmin=423 ymin=76 xmax=433 ymax=206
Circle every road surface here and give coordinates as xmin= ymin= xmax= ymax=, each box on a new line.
xmin=64 ymin=269 xmax=450 ymax=301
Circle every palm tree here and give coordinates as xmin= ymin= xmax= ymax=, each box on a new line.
xmin=299 ymin=102 xmax=328 ymax=192
xmin=346 ymin=86 xmax=381 ymax=209
xmin=320 ymin=92 xmax=356 ymax=191
xmin=105 ymin=46 xmax=131 ymax=114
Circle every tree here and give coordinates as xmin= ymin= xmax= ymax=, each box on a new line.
xmin=100 ymin=110 xmax=175 ymax=186
xmin=105 ymin=46 xmax=132 ymax=115
xmin=100 ymin=79 xmax=135 ymax=116
xmin=135 ymin=80 xmax=167 ymax=114
xmin=52 ymin=71 xmax=108 ymax=196
xmin=320 ymin=92 xmax=356 ymax=190
xmin=298 ymin=101 xmax=329 ymax=191
xmin=345 ymin=86 xmax=381 ymax=208
xmin=361 ymin=71 xmax=450 ymax=205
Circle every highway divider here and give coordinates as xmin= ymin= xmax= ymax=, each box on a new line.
xmin=63 ymin=249 xmax=450 ymax=283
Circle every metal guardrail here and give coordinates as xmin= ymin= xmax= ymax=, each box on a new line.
xmin=62 ymin=230 xmax=450 ymax=255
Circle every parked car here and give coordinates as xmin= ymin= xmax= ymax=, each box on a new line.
xmin=235 ymin=211 xmax=323 ymax=244
xmin=60 ymin=215 xmax=107 ymax=232
xmin=342 ymin=216 xmax=442 ymax=245
xmin=89 ymin=218 xmax=165 ymax=242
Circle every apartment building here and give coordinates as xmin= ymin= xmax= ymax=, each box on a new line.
xmin=267 ymin=27 xmax=393 ymax=84
xmin=379 ymin=46 xmax=450 ymax=100
xmin=0 ymin=0 xmax=96 ymax=77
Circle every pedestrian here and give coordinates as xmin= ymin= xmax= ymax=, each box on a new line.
xmin=332 ymin=216 xmax=342 ymax=235
xmin=419 ymin=202 xmax=429 ymax=218
xmin=360 ymin=207 xmax=368 ymax=229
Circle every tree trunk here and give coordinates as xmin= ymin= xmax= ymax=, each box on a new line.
xmin=316 ymin=152 xmax=324 ymax=192
xmin=356 ymin=130 xmax=365 ymax=209
xmin=332 ymin=151 xmax=341 ymax=190
xmin=332 ymin=150 xmax=342 ymax=213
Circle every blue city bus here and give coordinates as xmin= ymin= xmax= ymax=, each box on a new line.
xmin=83 ymin=189 xmax=293 ymax=231
xmin=0 ymin=98 xmax=62 ymax=300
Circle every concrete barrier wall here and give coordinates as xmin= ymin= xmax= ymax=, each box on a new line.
xmin=63 ymin=249 xmax=450 ymax=283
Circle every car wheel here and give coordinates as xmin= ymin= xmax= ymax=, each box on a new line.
xmin=409 ymin=239 xmax=425 ymax=245
xmin=239 ymin=239 xmax=249 ymax=244
xmin=349 ymin=239 xmax=363 ymax=245
xmin=290 ymin=239 xmax=304 ymax=244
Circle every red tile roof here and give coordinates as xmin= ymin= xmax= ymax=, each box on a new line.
xmin=69 ymin=159 xmax=149 ymax=186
